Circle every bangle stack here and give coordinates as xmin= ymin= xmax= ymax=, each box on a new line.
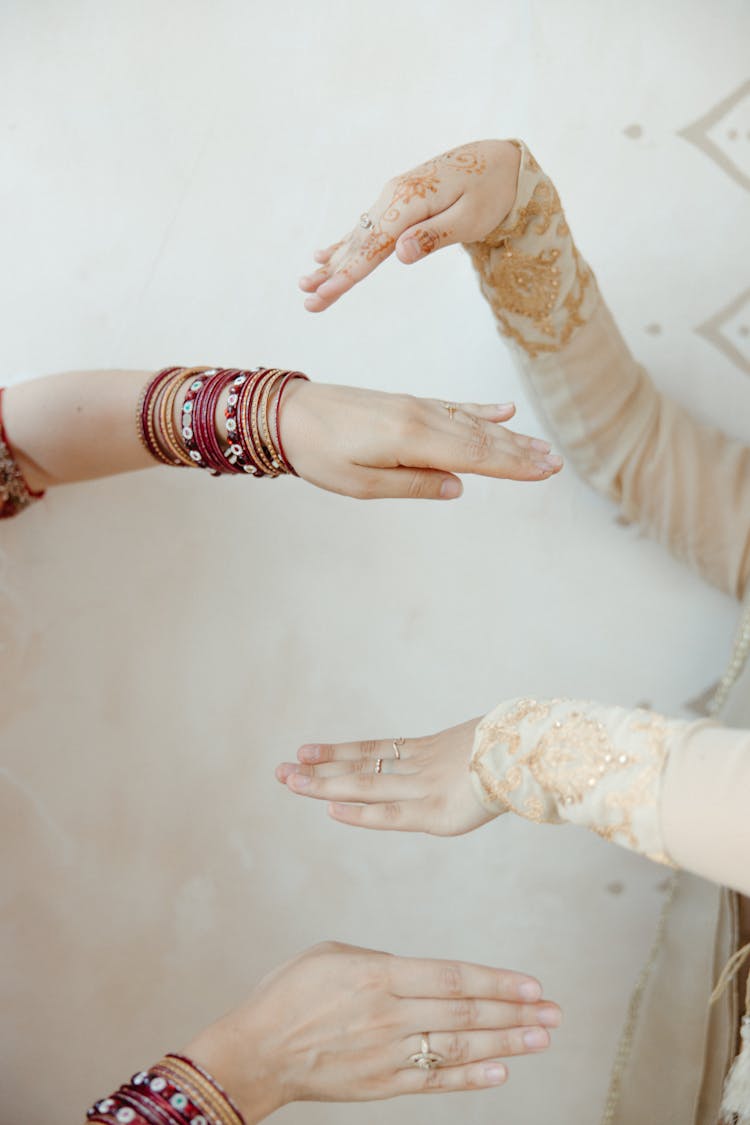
xmin=137 ymin=366 xmax=308 ymax=478
xmin=86 ymin=1054 xmax=245 ymax=1125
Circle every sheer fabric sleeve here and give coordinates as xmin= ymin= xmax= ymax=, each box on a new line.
xmin=464 ymin=142 xmax=750 ymax=600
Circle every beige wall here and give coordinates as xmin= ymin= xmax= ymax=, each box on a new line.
xmin=1 ymin=2 xmax=749 ymax=1122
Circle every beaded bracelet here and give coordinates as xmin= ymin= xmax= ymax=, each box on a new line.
xmin=86 ymin=1055 xmax=245 ymax=1125
xmin=224 ymin=369 xmax=263 ymax=475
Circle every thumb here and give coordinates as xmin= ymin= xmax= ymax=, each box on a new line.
xmin=396 ymin=212 xmax=463 ymax=264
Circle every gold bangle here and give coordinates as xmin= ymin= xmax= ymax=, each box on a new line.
xmin=139 ymin=368 xmax=181 ymax=466
xmin=158 ymin=368 xmax=200 ymax=467
xmin=154 ymin=1057 xmax=242 ymax=1125
xmin=249 ymin=369 xmax=281 ymax=476
xmin=259 ymin=369 xmax=286 ymax=475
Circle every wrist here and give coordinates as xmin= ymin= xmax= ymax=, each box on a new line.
xmin=184 ymin=1016 xmax=285 ymax=1125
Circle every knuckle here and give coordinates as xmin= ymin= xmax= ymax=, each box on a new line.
xmin=360 ymin=740 xmax=381 ymax=759
xmin=310 ymin=939 xmax=347 ymax=957
xmin=466 ymin=418 xmax=492 ymax=463
xmin=450 ymin=999 xmax=479 ymax=1028
xmin=423 ymin=1068 xmax=445 ymax=1091
xmin=441 ymin=963 xmax=465 ymax=996
xmin=445 ymin=1035 xmax=469 ymax=1064
xmin=383 ymin=801 xmax=402 ymax=823
xmin=394 ymin=395 xmax=423 ymax=438
xmin=406 ymin=473 xmax=430 ymax=500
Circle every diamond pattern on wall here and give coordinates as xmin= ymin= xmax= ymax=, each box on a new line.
xmin=696 ymin=287 xmax=750 ymax=375
xmin=679 ymin=78 xmax=750 ymax=192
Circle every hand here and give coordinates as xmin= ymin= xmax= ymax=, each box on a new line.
xmin=279 ymin=380 xmax=561 ymax=498
xmin=299 ymin=139 xmax=521 ymax=312
xmin=276 ymin=718 xmax=494 ymax=836
xmin=185 ymin=941 xmax=561 ymax=1123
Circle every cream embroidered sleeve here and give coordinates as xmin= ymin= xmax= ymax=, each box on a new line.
xmin=470 ymin=698 xmax=750 ymax=894
xmin=464 ymin=143 xmax=750 ymax=601
xmin=470 ymin=698 xmax=692 ymax=866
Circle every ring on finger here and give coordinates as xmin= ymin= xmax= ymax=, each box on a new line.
xmin=392 ymin=737 xmax=404 ymax=760
xmin=442 ymin=401 xmax=458 ymax=421
xmin=359 ymin=212 xmax=374 ymax=230
xmin=409 ymin=1032 xmax=444 ymax=1070
xmin=375 ymin=757 xmax=384 ymax=775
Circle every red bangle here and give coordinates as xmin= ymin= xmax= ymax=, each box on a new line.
xmin=137 ymin=366 xmax=184 ymax=465
xmin=180 ymin=371 xmax=214 ymax=469
xmin=193 ymin=369 xmax=236 ymax=476
xmin=0 ymin=386 xmax=45 ymax=518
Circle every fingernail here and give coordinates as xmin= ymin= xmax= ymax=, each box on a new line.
xmin=519 ymin=980 xmax=542 ymax=1002
xmin=530 ymin=438 xmax=552 ymax=453
xmin=523 ymin=1028 xmax=550 ymax=1050
xmin=399 ymin=237 xmax=421 ymax=263
xmin=539 ymin=1006 xmax=562 ymax=1028
xmin=543 ymin=454 xmax=563 ymax=468
xmin=299 ymin=745 xmax=321 ymax=763
xmin=290 ymin=774 xmax=311 ymax=789
xmin=496 ymin=402 xmax=514 ymax=411
xmin=482 ymin=1064 xmax=507 ymax=1085
xmin=440 ymin=479 xmax=462 ymax=499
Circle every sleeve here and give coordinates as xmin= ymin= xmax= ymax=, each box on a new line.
xmin=470 ymin=697 xmax=750 ymax=896
xmin=464 ymin=142 xmax=750 ymax=601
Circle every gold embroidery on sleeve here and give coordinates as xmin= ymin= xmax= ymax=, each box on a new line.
xmin=472 ymin=700 xmax=675 ymax=865
xmin=465 ymin=147 xmax=595 ymax=358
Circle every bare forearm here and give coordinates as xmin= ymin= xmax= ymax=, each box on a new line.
xmin=3 ymin=369 xmax=154 ymax=489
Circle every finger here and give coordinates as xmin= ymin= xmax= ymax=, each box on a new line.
xmin=388 ymin=958 xmax=544 ymax=1004
xmin=298 ymin=738 xmax=413 ymax=765
xmin=286 ymin=767 xmax=422 ymax=803
xmin=407 ymin=998 xmax=563 ymax=1034
xmin=393 ymin=1058 xmax=508 ymax=1094
xmin=396 ymin=205 xmax=464 ymax=265
xmin=457 ymin=402 xmax=516 ymax=423
xmin=278 ymin=758 xmax=414 ymax=782
xmin=328 ymin=800 xmax=424 ymax=831
xmin=299 ymin=266 xmax=334 ymax=293
xmin=350 ymin=467 xmax=464 ymax=501
xmin=304 ymin=179 xmax=462 ymax=313
xmin=399 ymin=1026 xmax=550 ymax=1069
xmin=405 ymin=409 xmax=564 ymax=482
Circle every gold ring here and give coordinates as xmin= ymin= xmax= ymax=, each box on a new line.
xmin=392 ymin=738 xmax=404 ymax=760
xmin=442 ymin=401 xmax=458 ymax=421
xmin=375 ymin=757 xmax=384 ymax=774
xmin=408 ymin=1032 xmax=444 ymax=1070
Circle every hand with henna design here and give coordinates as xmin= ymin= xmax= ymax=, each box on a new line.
xmin=299 ymin=141 xmax=520 ymax=313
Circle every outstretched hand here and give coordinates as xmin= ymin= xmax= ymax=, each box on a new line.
xmin=276 ymin=718 xmax=496 ymax=836
xmin=299 ymin=140 xmax=520 ymax=312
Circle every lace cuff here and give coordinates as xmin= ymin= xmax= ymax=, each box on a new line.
xmin=0 ymin=388 xmax=44 ymax=519
xmin=469 ymin=697 xmax=690 ymax=865
xmin=464 ymin=141 xmax=598 ymax=357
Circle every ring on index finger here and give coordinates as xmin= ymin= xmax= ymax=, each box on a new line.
xmin=442 ymin=401 xmax=458 ymax=421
